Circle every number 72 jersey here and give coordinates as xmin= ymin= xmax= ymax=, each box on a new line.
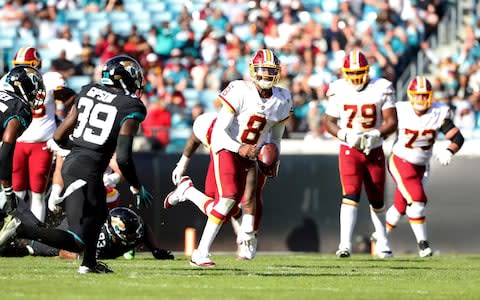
xmin=71 ymin=83 xmax=146 ymax=153
xmin=392 ymin=101 xmax=451 ymax=166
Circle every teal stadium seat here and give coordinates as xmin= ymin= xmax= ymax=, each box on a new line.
xmin=165 ymin=127 xmax=192 ymax=154
xmin=67 ymin=75 xmax=92 ymax=93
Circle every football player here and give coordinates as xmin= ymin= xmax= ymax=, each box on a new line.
xmin=0 ymin=66 xmax=46 ymax=235
xmin=171 ymin=49 xmax=292 ymax=267
xmin=0 ymin=55 xmax=153 ymax=274
xmin=1 ymin=206 xmax=173 ymax=260
xmin=325 ymin=49 xmax=398 ymax=258
xmin=5 ymin=47 xmax=76 ymax=222
xmin=385 ymin=76 xmax=464 ymax=257
xmin=165 ymin=112 xmax=280 ymax=261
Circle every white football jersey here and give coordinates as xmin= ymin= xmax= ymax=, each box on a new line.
xmin=211 ymin=80 xmax=292 ymax=153
xmin=392 ymin=101 xmax=452 ymax=165
xmin=326 ymin=78 xmax=396 ymax=149
xmin=17 ymin=71 xmax=65 ymax=142
xmin=192 ymin=112 xmax=217 ymax=146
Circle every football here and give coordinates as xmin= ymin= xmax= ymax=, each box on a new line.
xmin=257 ymin=143 xmax=279 ymax=177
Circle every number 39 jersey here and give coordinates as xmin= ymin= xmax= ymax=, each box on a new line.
xmin=326 ymin=78 xmax=395 ymax=147
xmin=211 ymin=80 xmax=292 ymax=153
xmin=71 ymin=83 xmax=146 ymax=157
xmin=392 ymin=101 xmax=451 ymax=166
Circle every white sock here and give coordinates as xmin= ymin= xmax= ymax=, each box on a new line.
xmin=339 ymin=203 xmax=358 ymax=250
xmin=184 ymin=186 xmax=214 ymax=215
xmin=386 ymin=205 xmax=403 ymax=235
xmin=14 ymin=190 xmax=27 ymax=201
xmin=370 ymin=205 xmax=387 ymax=242
xmin=406 ymin=202 xmax=428 ymax=242
xmin=197 ymin=219 xmax=222 ymax=255
xmin=30 ymin=191 xmax=45 ymax=222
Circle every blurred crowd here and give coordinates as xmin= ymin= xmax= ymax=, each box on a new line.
xmin=2 ymin=0 xmax=474 ymax=151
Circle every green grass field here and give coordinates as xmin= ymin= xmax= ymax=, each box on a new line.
xmin=1 ymin=253 xmax=480 ymax=300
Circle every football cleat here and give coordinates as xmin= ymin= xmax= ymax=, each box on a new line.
xmin=163 ymin=176 xmax=192 ymax=209
xmin=190 ymin=249 xmax=216 ymax=268
xmin=78 ymin=261 xmax=114 ymax=274
xmin=0 ymin=215 xmax=21 ymax=246
xmin=371 ymin=232 xmax=394 ymax=258
xmin=418 ymin=240 xmax=433 ymax=258
xmin=237 ymin=236 xmax=257 ymax=260
xmin=336 ymin=248 xmax=351 ymax=258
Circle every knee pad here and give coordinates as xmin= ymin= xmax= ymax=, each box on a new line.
xmin=406 ymin=202 xmax=426 ymax=219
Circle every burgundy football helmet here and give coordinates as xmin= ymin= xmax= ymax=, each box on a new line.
xmin=407 ymin=76 xmax=433 ymax=112
xmin=342 ymin=49 xmax=369 ymax=90
xmin=248 ymin=49 xmax=281 ymax=89
xmin=12 ymin=47 xmax=42 ymax=69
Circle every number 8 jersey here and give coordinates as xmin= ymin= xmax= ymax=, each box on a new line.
xmin=211 ymin=80 xmax=292 ymax=153
xmin=71 ymin=83 xmax=146 ymax=155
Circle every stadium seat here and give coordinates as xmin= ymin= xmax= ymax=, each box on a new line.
xmin=67 ymin=75 xmax=92 ymax=93
xmin=165 ymin=127 xmax=192 ymax=154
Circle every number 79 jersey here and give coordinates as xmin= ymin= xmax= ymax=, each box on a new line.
xmin=325 ymin=78 xmax=395 ymax=134
xmin=71 ymin=83 xmax=146 ymax=154
xmin=213 ymin=80 xmax=292 ymax=151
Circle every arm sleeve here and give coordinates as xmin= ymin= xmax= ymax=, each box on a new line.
xmin=115 ymin=135 xmax=140 ymax=189
xmin=210 ymin=106 xmax=242 ymax=153
xmin=0 ymin=142 xmax=14 ymax=181
xmin=269 ymin=122 xmax=286 ymax=153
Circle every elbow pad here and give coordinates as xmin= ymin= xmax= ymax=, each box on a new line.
xmin=0 ymin=142 xmax=15 ymax=180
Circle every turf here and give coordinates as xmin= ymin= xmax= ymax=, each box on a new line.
xmin=1 ymin=253 xmax=480 ymax=300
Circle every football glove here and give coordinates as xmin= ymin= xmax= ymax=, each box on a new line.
xmin=130 ymin=186 xmax=153 ymax=209
xmin=45 ymin=139 xmax=70 ymax=157
xmin=103 ymin=173 xmax=121 ymax=188
xmin=47 ymin=194 xmax=63 ymax=212
xmin=171 ymin=155 xmax=190 ymax=185
xmin=337 ymin=129 xmax=363 ymax=149
xmin=360 ymin=129 xmax=381 ymax=155
xmin=435 ymin=148 xmax=453 ymax=166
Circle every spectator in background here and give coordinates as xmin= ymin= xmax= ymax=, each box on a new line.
xmin=74 ymin=48 xmax=96 ymax=76
xmin=95 ymin=32 xmax=121 ymax=64
xmin=47 ymin=26 xmax=83 ymax=62
xmin=51 ymin=49 xmax=75 ymax=79
xmin=141 ymin=100 xmax=172 ymax=151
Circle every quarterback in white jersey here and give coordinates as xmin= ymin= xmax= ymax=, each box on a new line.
xmin=325 ymin=49 xmax=398 ymax=259
xmin=184 ymin=49 xmax=292 ymax=267
xmin=386 ymin=76 xmax=464 ymax=257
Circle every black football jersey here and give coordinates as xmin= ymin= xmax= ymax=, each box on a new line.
xmin=70 ymin=83 xmax=146 ymax=159
xmin=0 ymin=90 xmax=33 ymax=136
xmin=96 ymin=222 xmax=142 ymax=259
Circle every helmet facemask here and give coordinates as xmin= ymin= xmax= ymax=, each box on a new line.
xmin=249 ymin=49 xmax=281 ymax=90
xmin=407 ymin=76 xmax=433 ymax=113
xmin=5 ymin=66 xmax=46 ymax=110
xmin=342 ymin=50 xmax=369 ymax=91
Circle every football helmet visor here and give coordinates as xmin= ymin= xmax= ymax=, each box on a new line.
xmin=407 ymin=76 xmax=433 ymax=112
xmin=107 ymin=207 xmax=144 ymax=246
xmin=342 ymin=49 xmax=369 ymax=91
xmin=3 ymin=66 xmax=46 ymax=110
xmin=249 ymin=49 xmax=281 ymax=89
xmin=12 ymin=47 xmax=42 ymax=69
xmin=100 ymin=55 xmax=144 ymax=96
